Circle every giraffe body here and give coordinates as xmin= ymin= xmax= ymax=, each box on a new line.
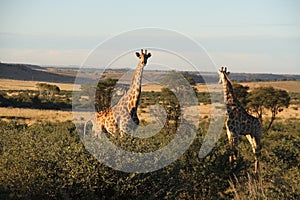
xmin=219 ymin=67 xmax=262 ymax=173
xmin=91 ymin=49 xmax=151 ymax=138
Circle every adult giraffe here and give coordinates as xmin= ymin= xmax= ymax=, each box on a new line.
xmin=218 ymin=67 xmax=262 ymax=173
xmin=86 ymin=49 xmax=151 ymax=139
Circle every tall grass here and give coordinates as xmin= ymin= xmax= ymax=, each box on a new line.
xmin=228 ymin=173 xmax=266 ymax=200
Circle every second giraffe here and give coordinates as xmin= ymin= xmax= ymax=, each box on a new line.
xmin=218 ymin=67 xmax=262 ymax=173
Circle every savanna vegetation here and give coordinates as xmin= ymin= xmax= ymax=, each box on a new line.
xmin=0 ymin=78 xmax=299 ymax=199
xmin=1 ymin=119 xmax=299 ymax=199
xmin=0 ymin=83 xmax=72 ymax=110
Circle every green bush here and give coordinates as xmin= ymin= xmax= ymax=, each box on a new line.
xmin=0 ymin=90 xmax=72 ymax=110
xmin=0 ymin=119 xmax=299 ymax=199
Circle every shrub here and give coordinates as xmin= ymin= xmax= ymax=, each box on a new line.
xmin=0 ymin=118 xmax=299 ymax=199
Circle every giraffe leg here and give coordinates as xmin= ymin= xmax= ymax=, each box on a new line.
xmin=226 ymin=129 xmax=237 ymax=163
xmin=246 ymin=134 xmax=261 ymax=173
xmin=232 ymin=133 xmax=239 ymax=161
xmin=119 ymin=120 xmax=128 ymax=138
xmin=254 ymin=135 xmax=262 ymax=174
xmin=118 ymin=114 xmax=137 ymax=138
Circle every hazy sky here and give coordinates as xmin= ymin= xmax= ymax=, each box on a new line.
xmin=0 ymin=0 xmax=299 ymax=74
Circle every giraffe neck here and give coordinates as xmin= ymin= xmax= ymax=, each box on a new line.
xmin=128 ymin=62 xmax=144 ymax=110
xmin=222 ymin=75 xmax=238 ymax=106
xmin=117 ymin=62 xmax=144 ymax=112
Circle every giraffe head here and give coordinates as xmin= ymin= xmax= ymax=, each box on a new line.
xmin=218 ymin=66 xmax=230 ymax=84
xmin=136 ymin=49 xmax=151 ymax=66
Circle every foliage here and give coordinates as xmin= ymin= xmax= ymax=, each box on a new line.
xmin=196 ymin=92 xmax=212 ymax=104
xmin=89 ymin=82 xmax=183 ymax=128
xmin=0 ymin=119 xmax=299 ymax=199
xmin=80 ymin=79 xmax=121 ymax=112
xmin=289 ymin=92 xmax=300 ymax=105
xmin=36 ymin=83 xmax=60 ymax=100
xmin=230 ymin=84 xmax=291 ymax=131
xmin=0 ymin=121 xmax=101 ymax=199
xmin=0 ymin=79 xmax=298 ymax=199
xmin=0 ymin=90 xmax=72 ymax=110
xmin=182 ymin=72 xmax=196 ymax=86
xmin=248 ymin=87 xmax=290 ymax=131
xmin=224 ymin=117 xmax=300 ymax=200
xmin=160 ymin=87 xmax=181 ymax=127
xmin=247 ymin=87 xmax=265 ymax=122
xmin=232 ymin=83 xmax=249 ymax=107
xmin=94 ymin=78 xmax=118 ymax=112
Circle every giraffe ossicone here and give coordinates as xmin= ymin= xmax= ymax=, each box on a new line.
xmin=218 ymin=66 xmax=262 ymax=173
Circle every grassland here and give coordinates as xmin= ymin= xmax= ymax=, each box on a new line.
xmin=240 ymin=81 xmax=300 ymax=93
xmin=0 ymin=79 xmax=81 ymax=91
xmin=1 ymin=103 xmax=297 ymax=126
xmin=195 ymin=80 xmax=300 ymax=93
xmin=1 ymin=78 xmax=298 ymax=92
xmin=0 ymin=78 xmax=299 ymax=199
xmin=0 ymin=79 xmax=299 ymax=124
xmin=0 ymin=107 xmax=73 ymax=125
xmin=3 ymin=78 xmax=298 ymax=92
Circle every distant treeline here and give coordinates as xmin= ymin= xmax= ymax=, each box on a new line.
xmin=0 ymin=83 xmax=72 ymax=110
xmin=182 ymin=72 xmax=299 ymax=84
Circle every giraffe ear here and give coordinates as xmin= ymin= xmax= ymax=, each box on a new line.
xmin=136 ymin=52 xmax=140 ymax=58
xmin=227 ymin=71 xmax=230 ymax=75
xmin=147 ymin=53 xmax=151 ymax=58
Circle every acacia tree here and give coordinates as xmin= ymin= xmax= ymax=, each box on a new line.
xmin=80 ymin=79 xmax=118 ymax=112
xmin=36 ymin=83 xmax=60 ymax=100
xmin=248 ymin=87 xmax=290 ymax=131
xmin=247 ymin=88 xmax=265 ymax=123
xmin=94 ymin=78 xmax=118 ymax=112
xmin=232 ymin=83 xmax=249 ymax=108
xmin=264 ymin=88 xmax=290 ymax=130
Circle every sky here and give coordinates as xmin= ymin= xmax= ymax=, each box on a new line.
xmin=0 ymin=0 xmax=300 ymax=74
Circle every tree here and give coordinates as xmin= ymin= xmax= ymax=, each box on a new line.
xmin=232 ymin=83 xmax=249 ymax=108
xmin=248 ymin=87 xmax=290 ymax=131
xmin=247 ymin=88 xmax=266 ymax=123
xmin=182 ymin=72 xmax=196 ymax=86
xmin=80 ymin=79 xmax=117 ymax=112
xmin=94 ymin=78 xmax=118 ymax=112
xmin=36 ymin=83 xmax=60 ymax=100
xmin=264 ymin=88 xmax=290 ymax=130
xmin=160 ymin=87 xmax=181 ymax=127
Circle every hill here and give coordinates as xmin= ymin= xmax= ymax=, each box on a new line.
xmin=1 ymin=62 xmax=299 ymax=84
xmin=0 ymin=63 xmax=90 ymax=84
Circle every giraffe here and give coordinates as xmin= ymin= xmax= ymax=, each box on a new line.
xmin=218 ymin=67 xmax=262 ymax=173
xmin=89 ymin=49 xmax=151 ymax=139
